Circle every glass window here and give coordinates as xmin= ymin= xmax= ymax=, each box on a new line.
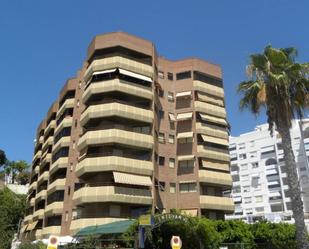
xmin=176 ymin=71 xmax=191 ymax=80
xmin=179 ymin=182 xmax=197 ymax=193
xmin=158 ymin=132 xmax=165 ymax=143
xmin=169 ymin=158 xmax=175 ymax=168
xmin=255 ymin=195 xmax=263 ymax=203
xmin=179 ymin=160 xmax=194 ymax=168
xmin=239 ymin=153 xmax=247 ymax=160
xmin=170 ymin=183 xmax=176 ymax=193
xmin=158 ymin=71 xmax=164 ymax=79
xmin=167 ymin=72 xmax=173 ymax=80
xmin=158 ymin=156 xmax=165 ymax=166
xmin=169 ymin=134 xmax=175 ymax=144
xmin=167 ymin=92 xmax=174 ymax=102
xmin=238 ymin=143 xmax=245 ymax=150
xmin=252 ymin=162 xmax=259 ymax=168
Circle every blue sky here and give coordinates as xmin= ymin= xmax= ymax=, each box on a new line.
xmin=0 ymin=0 xmax=308 ymax=163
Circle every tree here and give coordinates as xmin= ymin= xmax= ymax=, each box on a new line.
xmin=237 ymin=45 xmax=309 ymax=249
xmin=0 ymin=187 xmax=26 ymax=249
xmin=4 ymin=160 xmax=30 ymax=184
xmin=0 ymin=149 xmax=6 ymax=166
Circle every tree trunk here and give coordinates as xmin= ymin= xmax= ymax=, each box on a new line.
xmin=277 ymin=124 xmax=309 ymax=249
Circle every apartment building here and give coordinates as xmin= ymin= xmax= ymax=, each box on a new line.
xmin=20 ymin=32 xmax=233 ymax=241
xmin=227 ymin=120 xmax=309 ymax=223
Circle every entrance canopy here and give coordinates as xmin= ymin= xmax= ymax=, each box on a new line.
xmin=76 ymin=220 xmax=135 ymax=237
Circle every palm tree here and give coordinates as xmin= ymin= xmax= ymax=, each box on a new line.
xmin=237 ymin=45 xmax=309 ymax=249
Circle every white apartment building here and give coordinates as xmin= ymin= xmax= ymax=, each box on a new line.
xmin=226 ymin=119 xmax=309 ymax=224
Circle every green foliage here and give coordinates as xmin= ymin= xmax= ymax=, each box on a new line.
xmin=18 ymin=241 xmax=46 ymax=249
xmin=251 ymin=221 xmax=296 ymax=249
xmin=120 ymin=220 xmax=138 ymax=248
xmin=0 ymin=187 xmax=26 ymax=249
xmin=5 ymin=160 xmax=30 ymax=184
xmin=123 ymin=216 xmax=301 ymax=249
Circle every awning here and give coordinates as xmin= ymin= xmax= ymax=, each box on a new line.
xmin=168 ymin=113 xmax=176 ymax=121
xmin=76 ymin=220 xmax=135 ymax=237
xmin=269 ymin=192 xmax=281 ymax=198
xmin=268 ymin=181 xmax=280 ymax=186
xmin=197 ymin=92 xmax=224 ymax=106
xmin=113 ymin=172 xmax=152 ymax=186
xmin=200 ymin=134 xmax=228 ymax=146
xmin=92 ymin=68 xmax=117 ymax=76
xmin=177 ymin=112 xmax=193 ymax=121
xmin=199 ymin=113 xmax=227 ymax=126
xmin=177 ymin=132 xmax=194 ymax=139
xmin=119 ymin=69 xmax=152 ymax=83
xmin=27 ymin=220 xmax=38 ymax=231
xmin=178 ymin=155 xmax=195 ymax=161
xmin=201 ymin=159 xmax=229 ymax=171
xmin=176 ymin=91 xmax=192 ymax=98
xmin=234 ymin=196 xmax=242 ymax=202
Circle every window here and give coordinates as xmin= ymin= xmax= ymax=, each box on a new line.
xmin=77 ymin=100 xmax=80 ymax=107
xmin=178 ymin=137 xmax=194 ymax=144
xmin=167 ymin=72 xmax=173 ymax=80
xmin=179 ymin=160 xmax=194 ymax=168
xmin=65 ymin=211 xmax=69 ymax=222
xmin=169 ymin=158 xmax=175 ymax=168
xmin=232 ymin=175 xmax=240 ymax=182
xmin=249 ymin=152 xmax=257 ymax=158
xmin=305 ymin=143 xmax=309 ymax=151
xmin=158 ymin=132 xmax=165 ymax=143
xmin=238 ymin=143 xmax=245 ymax=150
xmin=244 ymin=197 xmax=251 ymax=204
xmin=179 ymin=182 xmax=197 ymax=193
xmin=67 ymin=186 xmax=71 ymax=196
xmin=170 ymin=183 xmax=176 ymax=193
xmin=255 ymin=195 xmax=263 ymax=203
xmin=158 ymin=156 xmax=165 ymax=166
xmin=72 ymin=140 xmax=76 ymax=150
xmin=169 ymin=135 xmax=175 ymax=144
xmin=158 ymin=110 xmax=164 ymax=119
xmin=74 ymin=119 xmax=77 ymax=128
xmin=239 ymin=153 xmax=246 ymax=160
xmin=241 ymin=174 xmax=249 ymax=181
xmin=243 ymin=186 xmax=250 ymax=193
xmin=233 ymin=186 xmax=241 ymax=193
xmin=240 ymin=164 xmax=248 ymax=170
xmin=159 ymin=181 xmax=165 ymax=191
xmin=229 ymin=144 xmax=236 ymax=151
xmin=110 ymin=205 xmax=121 ymax=217
xmin=158 ymin=89 xmax=164 ymax=97
xmin=70 ymin=163 xmax=73 ymax=172
xmin=167 ymin=92 xmax=174 ymax=102
xmin=158 ymin=71 xmax=164 ymax=79
xmin=265 ymin=158 xmax=277 ymax=166
xmin=249 ymin=141 xmax=255 ymax=147
xmin=255 ymin=207 xmax=264 ymax=212
xmin=176 ymin=71 xmax=191 ymax=80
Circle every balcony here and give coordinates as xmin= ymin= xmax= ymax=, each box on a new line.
xmin=47 ymin=178 xmax=66 ymax=195
xmin=197 ymin=145 xmax=229 ymax=162
xmin=193 ymin=80 xmax=224 ymax=98
xmin=24 ymin=214 xmax=33 ymax=224
xmin=84 ymin=56 xmax=153 ymax=83
xmin=78 ymin=129 xmax=153 ymax=151
xmin=83 ymin=79 xmax=153 ymax=104
xmin=200 ymin=196 xmax=234 ymax=212
xmin=42 ymin=137 xmax=54 ymax=152
xmin=30 ymin=197 xmax=35 ymax=207
xmin=33 ymin=209 xmax=45 ymax=220
xmin=34 ymin=166 xmax=39 ymax=174
xmin=41 ymin=153 xmax=52 ymax=166
xmin=50 ymin=157 xmax=68 ymax=175
xmin=45 ymin=202 xmax=64 ymax=216
xmin=76 ymin=156 xmax=153 ymax=177
xmin=194 ymin=101 xmax=226 ymax=118
xmin=32 ymin=150 xmax=42 ymax=163
xmin=37 ymin=172 xmax=49 ymax=184
xmin=35 ymin=190 xmax=47 ymax=202
xmin=29 ymin=181 xmax=37 ymax=192
xmin=70 ymin=217 xmax=127 ymax=235
xmin=199 ymin=170 xmax=232 ymax=187
xmin=42 ymin=226 xmax=61 ymax=237
xmin=56 ymin=98 xmax=75 ymax=119
xmin=80 ymin=102 xmax=153 ymax=126
xmin=52 ymin=136 xmax=71 ymax=154
xmin=54 ymin=117 xmax=73 ymax=137
xmin=196 ymin=122 xmax=228 ymax=139
xmin=73 ymin=186 xmax=152 ymax=206
xmin=44 ymin=120 xmax=56 ymax=135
